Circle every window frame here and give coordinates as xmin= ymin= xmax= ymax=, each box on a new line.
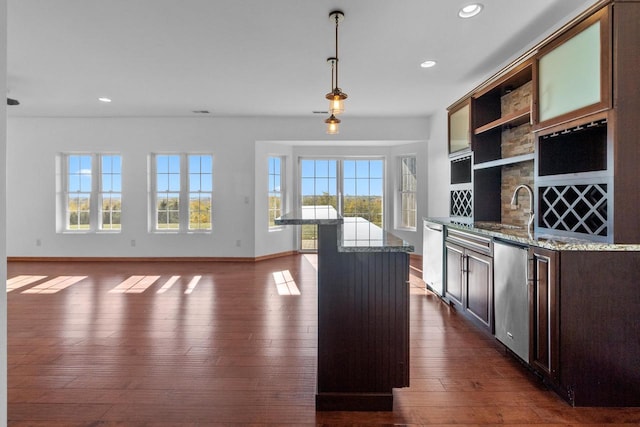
xmin=268 ymin=156 xmax=285 ymax=230
xmin=60 ymin=152 xmax=122 ymax=233
xmin=149 ymin=153 xmax=213 ymax=233
xmin=298 ymin=156 xmax=385 ymax=252
xmin=397 ymin=155 xmax=417 ymax=231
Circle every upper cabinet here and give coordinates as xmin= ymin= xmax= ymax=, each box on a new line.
xmin=448 ymin=100 xmax=471 ymax=155
xmin=534 ymin=7 xmax=610 ymax=130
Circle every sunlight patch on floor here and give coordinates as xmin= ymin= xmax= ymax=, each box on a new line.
xmin=184 ymin=275 xmax=202 ymax=294
xmin=7 ymin=275 xmax=47 ymax=292
xmin=303 ymin=254 xmax=318 ymax=272
xmin=22 ymin=276 xmax=87 ymax=294
xmin=156 ymin=275 xmax=181 ymax=293
xmin=109 ymin=275 xmax=160 ymax=293
xmin=273 ymin=270 xmax=300 ymax=296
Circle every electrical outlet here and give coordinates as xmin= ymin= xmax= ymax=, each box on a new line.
xmin=236 ymin=240 xmax=241 ymax=247
xmin=131 ymin=239 xmax=136 ymax=247
xmin=36 ymin=239 xmax=42 ymax=247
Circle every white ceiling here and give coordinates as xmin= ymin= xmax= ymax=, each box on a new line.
xmin=7 ymin=0 xmax=596 ymax=119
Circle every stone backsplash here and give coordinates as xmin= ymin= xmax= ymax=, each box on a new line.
xmin=501 ymin=81 xmax=533 ymax=158
xmin=501 ymin=81 xmax=531 ymax=115
xmin=500 ymin=80 xmax=535 ymax=226
xmin=501 ymin=160 xmax=534 ymax=227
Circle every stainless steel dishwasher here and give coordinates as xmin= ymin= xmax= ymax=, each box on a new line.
xmin=422 ymin=220 xmax=443 ymax=297
xmin=493 ymin=240 xmax=529 ymax=363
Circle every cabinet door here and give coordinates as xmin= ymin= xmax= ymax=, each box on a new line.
xmin=529 ymin=247 xmax=559 ymax=380
xmin=465 ymin=250 xmax=493 ymax=331
xmin=445 ymin=242 xmax=464 ymax=305
xmin=448 ymin=100 xmax=471 ymax=154
xmin=535 ymin=7 xmax=610 ymax=128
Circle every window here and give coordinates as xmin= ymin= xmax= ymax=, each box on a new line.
xmin=152 ymin=154 xmax=212 ymax=232
xmin=100 ymin=155 xmax=122 ymax=230
xmin=299 ymin=158 xmax=384 ymax=250
xmin=399 ymin=156 xmax=417 ymax=230
xmin=188 ymin=155 xmax=213 ymax=230
xmin=268 ymin=156 xmax=284 ymax=228
xmin=300 ymin=159 xmax=339 ymax=250
xmin=343 ymin=159 xmax=384 ymax=228
xmin=63 ymin=153 xmax=122 ymax=232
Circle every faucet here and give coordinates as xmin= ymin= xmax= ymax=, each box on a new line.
xmin=511 ymin=184 xmax=534 ymax=237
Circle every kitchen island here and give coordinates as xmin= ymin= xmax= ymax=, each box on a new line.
xmin=424 ymin=217 xmax=640 ymax=407
xmin=276 ymin=211 xmax=413 ymax=411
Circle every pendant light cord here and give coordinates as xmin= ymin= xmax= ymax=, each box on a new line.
xmin=334 ymin=14 xmax=339 ymax=90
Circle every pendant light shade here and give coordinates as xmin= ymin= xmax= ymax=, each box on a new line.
xmin=325 ymin=114 xmax=341 ymax=134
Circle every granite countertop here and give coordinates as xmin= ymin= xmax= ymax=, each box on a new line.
xmin=276 ymin=210 xmax=414 ymax=253
xmin=425 ymin=217 xmax=640 ymax=251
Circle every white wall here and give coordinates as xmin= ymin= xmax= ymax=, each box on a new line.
xmin=426 ymin=109 xmax=450 ymax=219
xmin=1 ymin=0 xmax=7 ymax=422
xmin=8 ymin=116 xmax=429 ymax=258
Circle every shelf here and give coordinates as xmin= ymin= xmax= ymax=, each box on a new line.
xmin=473 ymin=153 xmax=534 ymax=170
xmin=474 ymin=107 xmax=531 ymax=135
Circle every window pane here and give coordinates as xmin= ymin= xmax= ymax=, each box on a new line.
xmin=100 ymin=155 xmax=122 ymax=231
xmin=344 ymin=160 xmax=355 ymax=178
xmin=112 ymin=175 xmax=122 ymax=192
xmin=189 ymin=173 xmax=201 ymax=191
xmin=268 ymin=156 xmax=283 ymax=228
xmin=67 ymin=194 xmax=90 ymax=230
xmin=187 ymin=155 xmax=213 ymax=230
xmin=68 ymin=175 xmax=80 ymax=192
xmin=157 ymin=155 xmax=170 ymax=173
xmin=316 ymin=160 xmax=329 ymax=177
xmin=101 ymin=194 xmax=122 ymax=230
xmin=67 ymin=155 xmax=92 ymax=230
xmin=168 ymin=155 xmax=180 ymax=173
xmin=400 ymin=156 xmax=417 ymax=229
xmin=168 ymin=174 xmax=180 ymax=191
xmin=157 ymin=193 xmax=180 ymax=229
xmin=356 ymin=160 xmax=369 ymax=176
xmin=189 ymin=194 xmax=212 ymax=230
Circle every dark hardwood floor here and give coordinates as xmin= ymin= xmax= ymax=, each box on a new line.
xmin=6 ymin=255 xmax=640 ymax=426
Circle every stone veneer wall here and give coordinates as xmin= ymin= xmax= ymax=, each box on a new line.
xmin=502 ymin=161 xmax=534 ymax=227
xmin=500 ymin=81 xmax=535 ymax=226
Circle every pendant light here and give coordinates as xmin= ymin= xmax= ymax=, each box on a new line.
xmin=325 ymin=114 xmax=341 ymax=135
xmin=325 ymin=10 xmax=347 ymax=134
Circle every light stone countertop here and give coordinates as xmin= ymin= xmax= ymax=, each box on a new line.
xmin=276 ymin=210 xmax=414 ymax=253
xmin=425 ymin=217 xmax=640 ymax=251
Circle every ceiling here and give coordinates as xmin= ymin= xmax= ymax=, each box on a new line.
xmin=7 ymin=0 xmax=596 ymax=119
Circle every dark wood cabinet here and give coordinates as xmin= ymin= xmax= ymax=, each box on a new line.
xmin=445 ymin=230 xmax=493 ymax=333
xmin=316 ymin=223 xmax=410 ymax=411
xmin=529 ymin=247 xmax=559 ymax=382
xmin=527 ymin=247 xmax=640 ymax=406
xmin=465 ymin=250 xmax=493 ymax=329
xmin=444 ymin=241 xmax=464 ymax=305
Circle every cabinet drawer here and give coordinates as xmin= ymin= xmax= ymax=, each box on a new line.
xmin=446 ymin=228 xmax=492 ymax=255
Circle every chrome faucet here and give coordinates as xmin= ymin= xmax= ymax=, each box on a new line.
xmin=511 ymin=184 xmax=534 ymax=237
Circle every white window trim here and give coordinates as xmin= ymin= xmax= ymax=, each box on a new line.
xmin=397 ymin=155 xmax=417 ymax=232
xmin=268 ymin=155 xmax=285 ymax=231
xmin=59 ymin=153 xmax=122 ymax=234
xmin=149 ymin=153 xmax=213 ymax=234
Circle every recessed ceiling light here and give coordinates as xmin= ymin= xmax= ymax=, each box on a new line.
xmin=458 ymin=3 xmax=483 ymax=18
xmin=420 ymin=60 xmax=437 ymax=68
xmin=98 ymin=97 xmax=112 ymax=103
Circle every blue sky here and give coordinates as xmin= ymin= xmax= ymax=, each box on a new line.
xmin=300 ymin=159 xmax=383 ymax=196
